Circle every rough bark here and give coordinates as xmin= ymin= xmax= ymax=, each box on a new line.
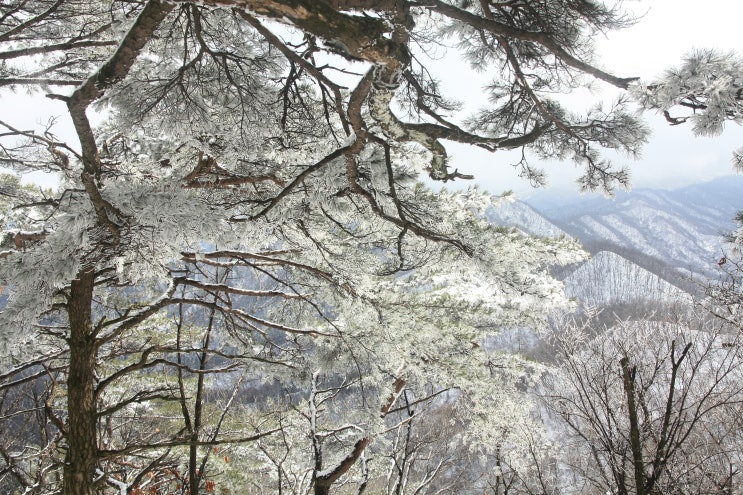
xmin=188 ymin=315 xmax=212 ymax=495
xmin=185 ymin=0 xmax=407 ymax=72
xmin=64 ymin=269 xmax=98 ymax=495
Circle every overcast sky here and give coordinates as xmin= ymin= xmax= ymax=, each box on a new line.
xmin=439 ymin=0 xmax=743 ymax=199
xmin=3 ymin=1 xmax=742 ymax=198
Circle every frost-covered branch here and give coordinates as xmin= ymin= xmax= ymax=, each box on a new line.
xmin=634 ymin=49 xmax=743 ymax=169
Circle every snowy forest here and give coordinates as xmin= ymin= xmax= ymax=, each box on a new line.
xmin=1 ymin=0 xmax=743 ymax=494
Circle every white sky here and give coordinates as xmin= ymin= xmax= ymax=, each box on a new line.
xmin=2 ymin=0 xmax=742 ymax=197
xmin=438 ymin=0 xmax=743 ymax=198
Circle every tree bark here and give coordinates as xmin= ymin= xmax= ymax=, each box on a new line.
xmin=188 ymin=311 xmax=213 ymax=495
xmin=621 ymin=356 xmax=646 ymax=495
xmin=181 ymin=0 xmax=407 ymax=69
xmin=64 ymin=269 xmax=98 ymax=495
xmin=313 ymin=377 xmax=404 ymax=494
xmin=314 ymin=437 xmax=370 ymax=495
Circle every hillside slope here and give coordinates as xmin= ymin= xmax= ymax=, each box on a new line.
xmin=563 ymin=251 xmax=688 ymax=308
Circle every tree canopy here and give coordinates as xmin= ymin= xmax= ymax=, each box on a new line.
xmin=1 ymin=1 xmax=736 ymax=494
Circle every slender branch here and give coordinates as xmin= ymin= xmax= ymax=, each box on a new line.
xmin=98 ymin=428 xmax=282 ymax=458
xmin=0 ymin=40 xmax=117 ymax=60
xmin=248 ymin=145 xmax=352 ymax=220
xmin=0 ymin=78 xmax=83 ymax=86
xmin=0 ymin=0 xmax=65 ymax=42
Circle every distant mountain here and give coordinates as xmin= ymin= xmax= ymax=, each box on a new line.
xmin=485 ymin=193 xmax=690 ymax=296
xmin=528 ymin=175 xmax=743 ymax=278
xmin=483 ymin=179 xmax=743 ymax=355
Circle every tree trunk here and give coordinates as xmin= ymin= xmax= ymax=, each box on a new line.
xmin=64 ymin=269 xmax=98 ymax=495
xmin=188 ymin=327 xmax=210 ymax=495
xmin=621 ymin=356 xmax=646 ymax=495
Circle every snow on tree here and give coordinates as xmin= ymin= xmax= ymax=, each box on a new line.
xmin=633 ymin=49 xmax=743 ymax=167
xmin=703 ymin=223 xmax=743 ymax=333
xmin=0 ymin=0 xmax=660 ymax=493
xmin=543 ymin=313 xmax=743 ymax=495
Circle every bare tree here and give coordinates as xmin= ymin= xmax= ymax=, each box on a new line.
xmin=0 ymin=354 xmax=65 ymax=494
xmin=543 ymin=313 xmax=743 ymax=495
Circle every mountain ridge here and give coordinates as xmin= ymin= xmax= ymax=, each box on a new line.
xmin=524 ymin=175 xmax=743 ymax=279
